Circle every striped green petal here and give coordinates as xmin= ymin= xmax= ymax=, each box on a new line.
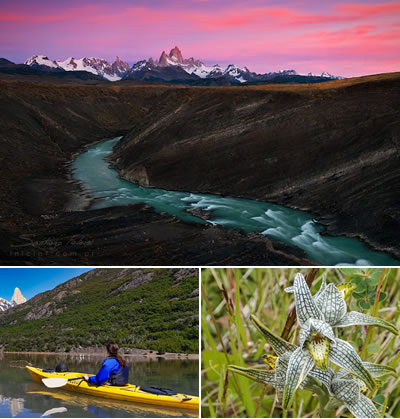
xmin=308 ymin=367 xmax=334 ymax=394
xmin=228 ymin=365 xmax=282 ymax=389
xmin=334 ymin=311 xmax=398 ymax=335
xmin=292 ymin=273 xmax=324 ymax=326
xmin=363 ymin=362 xmax=398 ymax=378
xmin=345 ymin=394 xmax=381 ymax=418
xmin=329 ymin=339 xmax=375 ymax=390
xmin=251 ymin=314 xmax=297 ymax=356
xmin=315 ymin=283 xmax=347 ymax=325
xmin=312 ymin=274 xmax=327 ymax=302
xmin=331 ymin=378 xmax=360 ymax=404
xmin=282 ymin=347 xmax=314 ymax=409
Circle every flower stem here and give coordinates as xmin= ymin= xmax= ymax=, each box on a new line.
xmin=253 ymin=384 xmax=266 ymax=418
xmin=372 ymin=268 xmax=387 ymax=317
xmin=312 ymin=382 xmax=338 ymax=418
xmin=361 ymin=268 xmax=387 ymax=358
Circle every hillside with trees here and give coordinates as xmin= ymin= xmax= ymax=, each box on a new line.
xmin=0 ymin=268 xmax=198 ymax=353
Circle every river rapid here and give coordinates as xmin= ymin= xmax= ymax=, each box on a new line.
xmin=71 ymin=137 xmax=399 ymax=266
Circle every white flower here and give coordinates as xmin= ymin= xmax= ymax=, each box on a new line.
xmin=229 ymin=314 xmax=397 ymax=418
xmin=228 ymin=273 xmax=398 ymax=416
xmin=281 ymin=273 xmax=398 ymax=409
xmin=310 ymin=362 xmax=397 ymax=418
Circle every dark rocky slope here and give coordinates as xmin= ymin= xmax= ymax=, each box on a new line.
xmin=0 ymin=79 xmax=312 ymax=265
xmin=110 ymin=73 xmax=400 ymax=259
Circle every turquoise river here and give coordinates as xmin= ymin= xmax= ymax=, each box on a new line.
xmin=72 ymin=137 xmax=399 ymax=266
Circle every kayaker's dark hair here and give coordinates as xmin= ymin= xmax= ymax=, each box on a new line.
xmin=106 ymin=343 xmax=127 ymax=367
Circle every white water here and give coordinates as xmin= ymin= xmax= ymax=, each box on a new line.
xmin=72 ymin=137 xmax=399 ymax=266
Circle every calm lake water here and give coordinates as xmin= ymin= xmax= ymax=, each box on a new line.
xmin=72 ymin=137 xmax=399 ymax=266
xmin=0 ymin=353 xmax=198 ymax=418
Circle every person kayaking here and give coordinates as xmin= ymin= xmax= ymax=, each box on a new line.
xmin=83 ymin=343 xmax=129 ymax=386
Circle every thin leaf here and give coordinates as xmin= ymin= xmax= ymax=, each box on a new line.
xmin=335 ymin=311 xmax=399 ymax=335
xmin=345 ymin=394 xmax=381 ymax=418
xmin=292 ymin=273 xmax=323 ymax=326
xmin=251 ymin=314 xmax=297 ymax=356
xmin=235 ymin=274 xmax=248 ymax=350
xmin=282 ymin=347 xmax=314 ymax=409
xmin=329 ymin=339 xmax=375 ymax=390
xmin=315 ymin=283 xmax=347 ymax=325
xmin=366 ymin=343 xmax=380 ymax=353
xmin=207 ymin=397 xmax=216 ymax=418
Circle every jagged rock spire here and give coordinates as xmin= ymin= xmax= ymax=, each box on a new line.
xmin=11 ymin=287 xmax=27 ymax=305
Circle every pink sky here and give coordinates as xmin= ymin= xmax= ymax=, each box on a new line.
xmin=0 ymin=0 xmax=399 ymax=77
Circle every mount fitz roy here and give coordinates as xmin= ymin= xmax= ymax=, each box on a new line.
xmin=22 ymin=46 xmax=342 ymax=84
xmin=0 ymin=287 xmax=27 ymax=311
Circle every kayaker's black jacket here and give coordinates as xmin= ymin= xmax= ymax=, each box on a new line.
xmin=88 ymin=355 xmax=129 ymax=385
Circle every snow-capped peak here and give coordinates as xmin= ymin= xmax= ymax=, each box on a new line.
xmin=0 ymin=287 xmax=27 ymax=312
xmin=24 ymin=55 xmax=59 ymax=69
xmin=25 ymin=54 xmax=131 ymax=81
xmin=321 ymin=71 xmax=335 ymax=78
xmin=307 ymin=71 xmax=342 ymax=79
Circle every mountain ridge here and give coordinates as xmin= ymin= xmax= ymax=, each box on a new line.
xmin=0 ymin=269 xmax=199 ymax=353
xmin=17 ymin=46 xmax=342 ymax=84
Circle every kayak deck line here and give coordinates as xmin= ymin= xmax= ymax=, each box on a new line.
xmin=26 ymin=366 xmax=199 ymax=411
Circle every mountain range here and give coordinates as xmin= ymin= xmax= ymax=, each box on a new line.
xmin=0 ymin=287 xmax=27 ymax=312
xmin=0 ymin=46 xmax=342 ymax=85
xmin=0 ymin=269 xmax=198 ymax=353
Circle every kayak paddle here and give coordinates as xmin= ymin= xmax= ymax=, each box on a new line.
xmin=42 ymin=376 xmax=85 ymax=388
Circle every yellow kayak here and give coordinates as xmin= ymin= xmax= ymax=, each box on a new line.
xmin=26 ymin=366 xmax=199 ymax=411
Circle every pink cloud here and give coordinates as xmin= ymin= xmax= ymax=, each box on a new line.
xmin=335 ymin=2 xmax=400 ymax=17
xmin=0 ymin=13 xmax=26 ymax=21
xmin=0 ymin=1 xmax=399 ymax=77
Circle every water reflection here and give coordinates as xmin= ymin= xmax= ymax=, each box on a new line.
xmin=0 ymin=395 xmax=25 ymax=417
xmin=0 ymin=353 xmax=198 ymax=418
